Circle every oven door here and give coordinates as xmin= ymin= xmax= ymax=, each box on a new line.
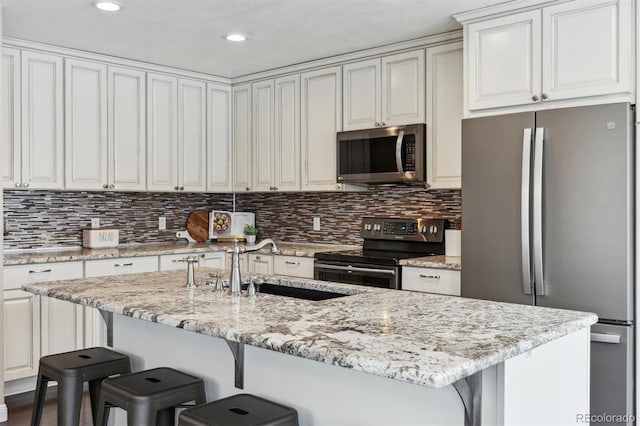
xmin=314 ymin=261 xmax=399 ymax=289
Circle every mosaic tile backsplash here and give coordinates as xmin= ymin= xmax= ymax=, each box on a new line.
xmin=3 ymin=186 xmax=461 ymax=250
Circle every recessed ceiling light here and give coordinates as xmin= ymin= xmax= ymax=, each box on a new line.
xmin=225 ymin=33 xmax=247 ymax=42
xmin=95 ymin=1 xmax=121 ymax=12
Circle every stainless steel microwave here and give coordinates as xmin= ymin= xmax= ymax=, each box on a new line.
xmin=336 ymin=124 xmax=426 ymax=184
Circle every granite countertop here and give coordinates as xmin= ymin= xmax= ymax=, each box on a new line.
xmin=400 ymin=255 xmax=461 ymax=271
xmin=22 ymin=268 xmax=597 ymax=389
xmin=4 ymin=241 xmax=359 ymax=266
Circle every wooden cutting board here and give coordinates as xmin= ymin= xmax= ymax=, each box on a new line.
xmin=186 ymin=210 xmax=209 ymax=242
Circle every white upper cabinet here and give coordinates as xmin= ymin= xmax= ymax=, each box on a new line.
xmin=462 ymin=0 xmax=632 ymax=112
xmin=426 ymin=42 xmax=463 ymax=189
xmin=343 ymin=50 xmax=424 ymax=130
xmin=65 ymin=59 xmax=108 ymax=190
xmin=343 ymin=59 xmax=381 ymax=131
xmin=21 ymin=51 xmax=64 ymax=189
xmin=206 ymin=83 xmax=232 ymax=192
xmin=274 ymin=75 xmax=301 ymax=191
xmin=178 ymin=78 xmax=207 ymax=192
xmin=301 ymin=66 xmax=343 ymax=191
xmin=2 ymin=48 xmax=21 ymax=189
xmin=467 ymin=10 xmax=542 ymax=110
xmin=542 ymin=0 xmax=632 ymax=101
xmin=108 ymin=66 xmax=146 ymax=191
xmin=252 ymin=79 xmax=275 ymax=192
xmin=147 ymin=73 xmax=179 ymax=191
xmin=232 ymin=83 xmax=252 ymax=192
xmin=381 ymin=50 xmax=425 ymax=126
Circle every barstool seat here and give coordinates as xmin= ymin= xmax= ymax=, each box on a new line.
xmin=31 ymin=346 xmax=131 ymax=426
xmin=96 ymin=367 xmax=206 ymax=426
xmin=178 ymin=393 xmax=299 ymax=426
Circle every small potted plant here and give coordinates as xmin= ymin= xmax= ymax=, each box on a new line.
xmin=243 ymin=225 xmax=258 ymax=244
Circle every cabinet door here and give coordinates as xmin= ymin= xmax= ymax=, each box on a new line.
xmin=301 ymin=66 xmax=342 ymax=191
xmin=178 ymin=78 xmax=207 ymax=192
xmin=207 ymin=83 xmax=232 ymax=192
xmin=2 ymin=48 xmax=21 ymax=189
xmin=542 ymin=0 xmax=632 ymax=101
xmin=248 ymin=253 xmax=274 ymax=274
xmin=343 ymin=59 xmax=380 ymax=131
xmin=232 ymin=84 xmax=252 ymax=192
xmin=147 ymin=73 xmax=178 ymax=191
xmin=4 ymin=290 xmax=40 ymax=381
xmin=40 ymin=296 xmax=84 ymax=356
xmin=274 ymin=75 xmax=301 ymax=191
xmin=21 ymin=51 xmax=64 ymax=189
xmin=381 ymin=50 xmax=425 ymax=126
xmin=252 ymin=79 xmax=275 ymax=192
xmin=65 ymin=59 xmax=108 ymax=190
xmin=426 ymin=43 xmax=463 ymax=189
xmin=108 ymin=66 xmax=146 ymax=191
xmin=467 ymin=10 xmax=542 ymax=110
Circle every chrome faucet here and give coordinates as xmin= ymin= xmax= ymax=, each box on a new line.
xmin=227 ymin=239 xmax=278 ymax=296
xmin=173 ymin=256 xmax=200 ymax=287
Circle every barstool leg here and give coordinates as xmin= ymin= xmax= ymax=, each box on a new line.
xmin=195 ymin=382 xmax=206 ymax=405
xmin=95 ymin=393 xmax=110 ymax=426
xmin=128 ymin=405 xmax=157 ymax=426
xmin=57 ymin=377 xmax=83 ymax=426
xmin=30 ymin=373 xmax=49 ymax=426
xmin=157 ymin=407 xmax=175 ymax=426
xmin=88 ymin=378 xmax=103 ymax=425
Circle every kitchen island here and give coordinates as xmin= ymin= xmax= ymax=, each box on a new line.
xmin=23 ymin=269 xmax=596 ymax=425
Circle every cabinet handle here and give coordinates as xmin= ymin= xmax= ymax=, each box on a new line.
xmin=335 ymin=184 xmax=341 ymax=190
xmin=541 ymin=93 xmax=548 ymax=100
xmin=273 ymin=186 xmax=278 ymax=191
xmin=109 ymin=184 xmax=115 ymax=189
xmin=103 ymin=184 xmax=108 ymax=189
xmin=180 ymin=186 xmax=184 ymax=191
xmin=14 ymin=183 xmax=20 ymax=188
xmin=381 ymin=122 xmax=386 ymax=126
xmin=246 ymin=187 xmax=250 ymax=191
xmin=29 ymin=269 xmax=52 ymax=274
xmin=174 ymin=186 xmax=179 ymax=190
xmin=285 ymin=261 xmax=299 ymax=265
xmin=374 ymin=122 xmax=380 ymax=127
xmin=531 ymin=95 xmax=539 ymax=102
xmin=419 ymin=274 xmax=440 ymax=279
xmin=114 ymin=262 xmax=133 ymax=267
xmin=200 ymin=254 xmax=205 ymax=258
xmin=23 ymin=183 xmax=29 ymax=188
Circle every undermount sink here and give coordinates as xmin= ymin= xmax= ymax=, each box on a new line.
xmin=251 ymin=283 xmax=350 ymax=301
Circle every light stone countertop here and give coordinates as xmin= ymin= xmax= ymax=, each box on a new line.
xmin=400 ymin=255 xmax=462 ymax=271
xmin=22 ymin=268 xmax=597 ymax=389
xmin=4 ymin=241 xmax=359 ymax=266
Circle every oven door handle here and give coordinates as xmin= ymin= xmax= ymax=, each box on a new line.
xmin=314 ymin=263 xmax=396 ymax=276
xmin=395 ymin=130 xmax=406 ymax=176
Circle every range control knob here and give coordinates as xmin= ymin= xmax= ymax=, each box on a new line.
xmin=421 ymin=225 xmax=428 ymax=234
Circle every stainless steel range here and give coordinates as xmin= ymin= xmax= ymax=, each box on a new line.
xmin=314 ymin=217 xmax=445 ymax=289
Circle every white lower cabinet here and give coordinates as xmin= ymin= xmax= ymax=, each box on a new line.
xmin=401 ymin=267 xmax=461 ymax=296
xmin=226 ymin=252 xmax=250 ymax=273
xmin=85 ymin=256 xmax=159 ymax=277
xmin=3 ymin=289 xmax=40 ymax=381
xmin=198 ymin=251 xmax=226 ymax=269
xmin=273 ymin=256 xmax=314 ymax=279
xmin=40 ymin=297 xmax=84 ymax=356
xmin=159 ymin=253 xmax=194 ymax=271
xmin=248 ymin=253 xmax=274 ymax=275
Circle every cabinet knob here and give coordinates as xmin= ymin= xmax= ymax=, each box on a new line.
xmin=14 ymin=183 xmax=20 ymax=188
xmin=109 ymin=184 xmax=115 ymax=190
xmin=381 ymin=122 xmax=386 ymax=126
xmin=273 ymin=186 xmax=278 ymax=191
xmin=335 ymin=184 xmax=341 ymax=190
xmin=103 ymin=184 xmax=108 ymax=189
xmin=246 ymin=187 xmax=250 ymax=191
xmin=374 ymin=122 xmax=380 ymax=127
xmin=23 ymin=183 xmax=29 ymax=188
xmin=180 ymin=186 xmax=184 ymax=191
xmin=174 ymin=186 xmax=179 ymax=190
xmin=531 ymin=95 xmax=539 ymax=102
xmin=541 ymin=93 xmax=548 ymax=100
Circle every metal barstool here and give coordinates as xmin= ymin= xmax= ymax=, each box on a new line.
xmin=31 ymin=346 xmax=131 ymax=426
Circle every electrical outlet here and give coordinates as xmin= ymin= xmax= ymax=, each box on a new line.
xmin=158 ymin=216 xmax=166 ymax=231
xmin=313 ymin=217 xmax=321 ymax=231
xmin=91 ymin=218 xmax=100 ymax=228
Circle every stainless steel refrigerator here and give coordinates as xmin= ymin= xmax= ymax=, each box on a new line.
xmin=462 ymin=103 xmax=634 ymax=424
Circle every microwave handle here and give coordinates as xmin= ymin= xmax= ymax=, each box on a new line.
xmin=395 ymin=130 xmax=405 ymax=175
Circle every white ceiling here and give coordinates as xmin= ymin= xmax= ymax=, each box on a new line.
xmin=1 ymin=0 xmax=512 ymax=78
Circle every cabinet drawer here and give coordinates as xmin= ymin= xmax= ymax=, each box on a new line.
xmin=248 ymin=253 xmax=273 ymax=275
xmin=401 ymin=267 xmax=460 ymax=296
xmin=199 ymin=251 xmax=226 ymax=269
xmin=85 ymin=256 xmax=158 ymax=277
xmin=273 ymin=256 xmax=314 ymax=278
xmin=159 ymin=253 xmax=197 ymax=271
xmin=226 ymin=253 xmax=249 ymax=273
xmin=4 ymin=261 xmax=84 ymax=290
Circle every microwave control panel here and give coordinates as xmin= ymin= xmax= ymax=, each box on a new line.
xmin=361 ymin=217 xmax=445 ymax=242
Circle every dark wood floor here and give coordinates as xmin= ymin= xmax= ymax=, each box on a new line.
xmin=1 ymin=389 xmax=93 ymax=426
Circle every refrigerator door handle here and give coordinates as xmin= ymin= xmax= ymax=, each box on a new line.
xmin=590 ymin=333 xmax=622 ymax=344
xmin=533 ymin=127 xmax=545 ymax=295
xmin=521 ymin=128 xmax=533 ymax=295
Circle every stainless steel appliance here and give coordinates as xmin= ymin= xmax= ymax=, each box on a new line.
xmin=462 ymin=103 xmax=634 ymax=424
xmin=336 ymin=124 xmax=426 ymax=184
xmin=314 ymin=217 xmax=445 ymax=289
